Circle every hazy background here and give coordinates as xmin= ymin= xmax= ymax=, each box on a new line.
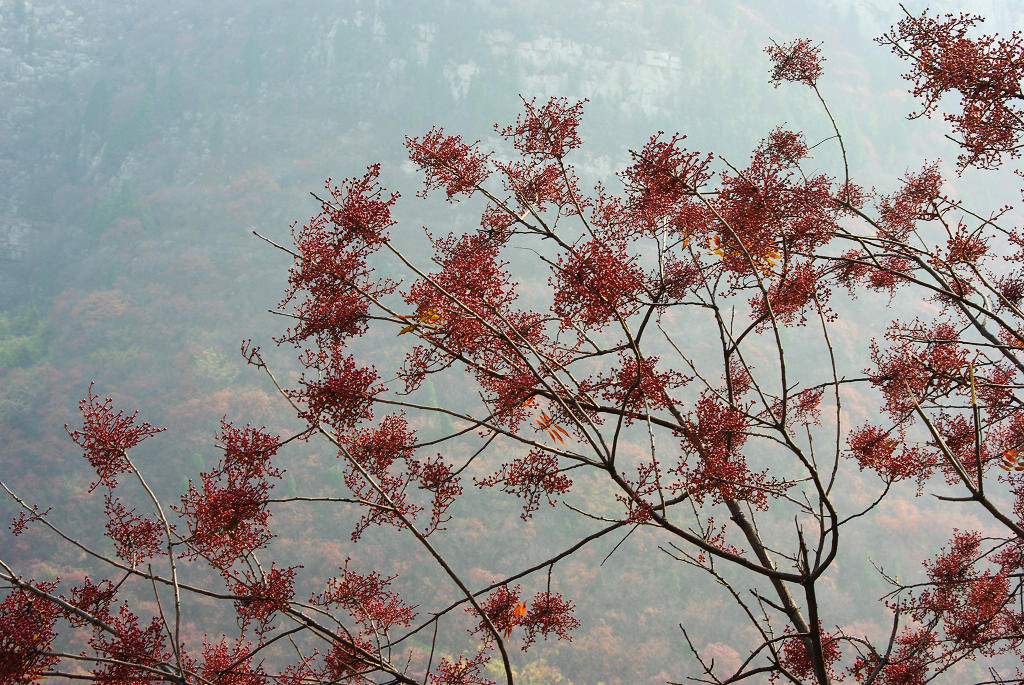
xmin=2 ymin=1 xmax=1023 ymax=682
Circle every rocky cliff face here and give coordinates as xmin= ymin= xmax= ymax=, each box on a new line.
xmin=2 ymin=0 xmax=1016 ymax=297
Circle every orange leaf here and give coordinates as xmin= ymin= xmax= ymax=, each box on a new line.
xmin=999 ymin=448 xmax=1024 ymax=471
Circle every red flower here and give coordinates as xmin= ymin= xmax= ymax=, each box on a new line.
xmin=552 ymin=239 xmax=645 ymax=330
xmin=775 ymin=623 xmax=841 ymax=682
xmin=880 ymin=9 xmax=1024 ymax=170
xmin=324 ymin=636 xmax=377 ymax=682
xmin=497 ymin=97 xmax=587 ymax=160
xmin=584 ymin=353 xmax=688 ymax=415
xmin=851 ymin=628 xmax=935 ymax=684
xmin=88 ymin=605 xmax=169 ymax=684
xmin=521 ymin=591 xmax=580 ymax=649
xmin=176 ymin=422 xmax=283 ymax=569
xmin=339 ymin=414 xmax=422 ymax=541
xmin=476 ymin=449 xmax=572 ymax=520
xmin=318 ymin=164 xmax=398 ymax=247
xmin=103 ymin=494 xmax=164 ymax=567
xmin=290 ymin=344 xmax=381 ymax=431
xmin=406 ymin=127 xmax=492 ymax=200
xmin=868 ymin=320 xmax=969 ymax=419
xmin=65 ymin=577 xmax=117 ymax=627
xmin=231 ymin=564 xmax=299 ymax=635
xmin=410 ymin=455 xmax=463 ymax=534
xmin=876 ymin=163 xmax=943 ymax=242
xmin=621 ymin=132 xmax=714 ymax=236
xmin=674 ymin=394 xmax=781 ymax=508
xmin=945 ymin=221 xmax=989 ymax=264
xmin=749 ymin=261 xmax=827 ymax=328
xmin=430 ymin=651 xmax=494 ymax=685
xmin=196 ymin=637 xmax=269 ymax=685
xmin=0 ymin=580 xmax=60 ymax=684
xmin=314 ymin=559 xmax=417 ymax=635
xmin=765 ymin=38 xmax=825 ymax=87
xmin=496 ymin=159 xmax=581 ymax=216
xmin=470 ymin=584 xmax=526 ymax=642
xmin=66 ymin=383 xmax=165 ymax=491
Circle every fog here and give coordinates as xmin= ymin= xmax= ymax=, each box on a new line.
xmin=2 ymin=1 xmax=1023 ymax=683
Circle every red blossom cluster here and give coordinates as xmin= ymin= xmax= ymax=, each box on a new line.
xmin=193 ymin=637 xmax=269 ymax=685
xmin=405 ymin=231 xmax=515 ymax=346
xmin=177 ymin=421 xmax=283 ymax=569
xmin=317 ymin=164 xmax=398 ymax=247
xmin=551 ymin=238 xmax=645 ymax=329
xmin=659 ymin=254 xmax=704 ymax=301
xmin=410 ymin=455 xmax=463 ymax=533
xmin=470 ymin=585 xmax=579 ymax=650
xmin=620 ymin=132 xmax=713 ymax=236
xmin=338 ymin=413 xmax=422 ymax=541
xmin=278 ymin=224 xmax=374 ymax=346
xmin=476 ymin=365 xmax=547 ymax=429
xmin=880 ymin=9 xmax=1024 ymax=170
xmin=476 ymin=449 xmax=572 ymax=519
xmin=65 ymin=576 xmax=117 ymax=627
xmin=868 ymin=320 xmax=970 ymax=419
xmin=278 ymin=164 xmax=398 ymax=357
xmin=833 ymin=249 xmax=898 ymax=296
xmin=726 ymin=358 xmax=754 ymax=398
xmin=430 ymin=651 xmax=494 ymax=685
xmin=289 ymin=344 xmax=382 ymax=430
xmin=8 ymin=506 xmax=51 ymax=537
xmin=497 ymin=97 xmax=586 ymax=160
xmin=313 ymin=559 xmax=417 ymax=638
xmin=775 ymin=624 xmax=842 ymax=682
xmin=750 ymin=261 xmax=827 ymax=328
xmin=406 ymin=127 xmax=492 ymax=200
xmin=974 ymin=362 xmax=1018 ymax=417
xmin=479 ymin=202 xmax=518 ymax=241
xmin=850 ymin=628 xmax=936 ymax=685
xmin=614 ymin=460 xmax=660 ymax=524
xmin=496 ymin=158 xmax=582 ymax=217
xmin=66 ymin=383 xmax=165 ymax=490
xmin=913 ymin=532 xmax=1022 ymax=654
xmin=103 ymin=494 xmax=165 ymax=567
xmin=876 ymin=163 xmax=944 ymax=242
xmin=674 ymin=394 xmax=780 ymax=508
xmin=713 ymin=128 xmax=849 ymax=280
xmin=471 ymin=584 xmax=525 ymax=641
xmin=931 ymin=413 xmax=992 ymax=482
xmin=231 ymin=564 xmax=299 ymax=635
xmin=401 ymin=229 xmax=555 ymax=428
xmin=945 ymin=221 xmax=989 ymax=264
xmin=0 ymin=580 xmax=60 ymax=684
xmin=519 ymin=591 xmax=580 ymax=648
xmin=403 ymin=126 xmax=491 ymax=200
xmin=765 ymin=38 xmax=825 ymax=87
xmin=581 ymin=353 xmax=688 ymax=416
xmin=857 ymin=531 xmax=1024 ymax=681
xmin=323 ymin=636 xmax=377 ymax=682
xmin=697 ymin=517 xmax=744 ymax=563
xmin=88 ymin=604 xmax=169 ymax=684
xmin=846 ymin=423 xmax=933 ymax=483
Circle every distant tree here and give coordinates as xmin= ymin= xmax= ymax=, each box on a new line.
xmin=4 ymin=7 xmax=1024 ymax=684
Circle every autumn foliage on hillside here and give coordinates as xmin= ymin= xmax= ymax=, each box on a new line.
xmin=4 ymin=7 xmax=1024 ymax=684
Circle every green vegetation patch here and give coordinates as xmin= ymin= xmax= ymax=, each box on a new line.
xmin=0 ymin=307 xmax=49 ymax=369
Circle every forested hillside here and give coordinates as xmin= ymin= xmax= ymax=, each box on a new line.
xmin=3 ymin=1 xmax=1024 ymax=682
